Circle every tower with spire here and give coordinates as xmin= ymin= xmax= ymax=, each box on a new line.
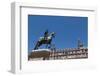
xmin=78 ymin=39 xmax=83 ymax=49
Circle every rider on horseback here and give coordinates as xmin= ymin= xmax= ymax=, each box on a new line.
xmin=44 ymin=30 xmax=49 ymax=40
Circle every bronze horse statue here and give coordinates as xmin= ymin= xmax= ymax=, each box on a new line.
xmin=34 ymin=31 xmax=55 ymax=50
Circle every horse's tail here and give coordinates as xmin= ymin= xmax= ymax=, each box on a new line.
xmin=34 ymin=41 xmax=39 ymax=50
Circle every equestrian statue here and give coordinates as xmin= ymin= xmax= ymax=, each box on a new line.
xmin=34 ymin=30 xmax=55 ymax=50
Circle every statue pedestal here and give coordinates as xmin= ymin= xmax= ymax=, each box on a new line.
xmin=28 ymin=49 xmax=51 ymax=60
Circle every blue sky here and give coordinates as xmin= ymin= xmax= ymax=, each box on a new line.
xmin=28 ymin=15 xmax=88 ymax=52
